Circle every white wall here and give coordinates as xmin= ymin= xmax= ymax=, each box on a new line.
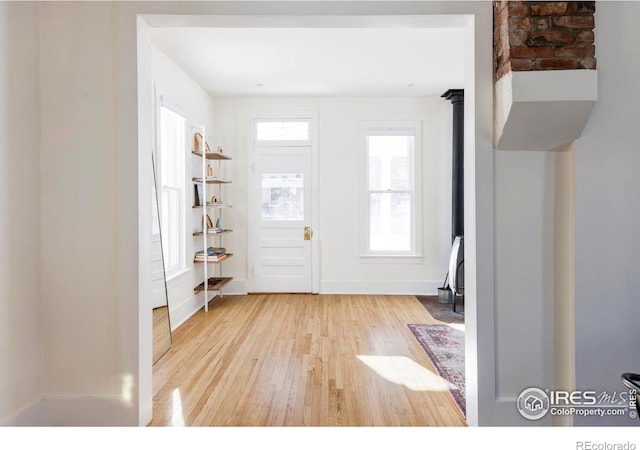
xmin=0 ymin=2 xmax=43 ymax=426
xmin=39 ymin=2 xmax=133 ymax=425
xmin=211 ymin=96 xmax=453 ymax=295
xmin=574 ymin=1 xmax=640 ymax=426
xmin=150 ymin=44 xmax=218 ymax=329
xmin=494 ymin=149 xmax=560 ymax=425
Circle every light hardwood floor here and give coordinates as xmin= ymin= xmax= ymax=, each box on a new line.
xmin=152 ymin=306 xmax=172 ymax=364
xmin=150 ymin=294 xmax=466 ymax=426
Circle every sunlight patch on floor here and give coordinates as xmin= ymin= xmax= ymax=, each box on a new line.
xmin=171 ymin=388 xmax=185 ymax=426
xmin=356 ymin=355 xmax=456 ymax=391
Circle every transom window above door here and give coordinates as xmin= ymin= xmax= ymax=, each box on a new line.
xmin=254 ymin=119 xmax=311 ymax=145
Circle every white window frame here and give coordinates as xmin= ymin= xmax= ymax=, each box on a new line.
xmin=156 ymin=98 xmax=187 ymax=280
xmin=360 ymin=121 xmax=423 ymax=262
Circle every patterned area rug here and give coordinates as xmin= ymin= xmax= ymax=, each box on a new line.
xmin=407 ymin=323 xmax=465 ymax=416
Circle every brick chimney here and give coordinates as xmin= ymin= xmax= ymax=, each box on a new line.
xmin=494 ymin=1 xmax=596 ymax=81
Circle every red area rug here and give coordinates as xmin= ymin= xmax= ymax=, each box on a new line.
xmin=407 ymin=323 xmax=465 ymax=416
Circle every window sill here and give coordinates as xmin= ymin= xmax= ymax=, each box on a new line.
xmin=359 ymin=255 xmax=423 ymax=264
xmin=166 ymin=268 xmax=191 ymax=285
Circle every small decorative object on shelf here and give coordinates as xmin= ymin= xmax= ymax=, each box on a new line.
xmin=205 ymin=214 xmax=214 ymax=229
xmin=194 ymin=132 xmax=212 ymax=153
xmin=207 ymin=164 xmax=214 ymax=177
xmin=215 ymin=217 xmax=222 ymax=229
xmin=194 ymin=184 xmax=202 ymax=206
xmin=216 ymin=146 xmax=223 ymax=153
xmin=211 ymin=196 xmax=218 ymax=203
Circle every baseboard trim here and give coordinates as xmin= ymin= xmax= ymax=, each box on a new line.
xmin=320 ymin=280 xmax=442 ymax=295
xmin=220 ymin=279 xmax=247 ymax=296
xmin=170 ymin=293 xmax=201 ymax=331
xmin=42 ymin=396 xmax=134 ymax=426
xmin=494 ymin=397 xmax=552 ymax=426
xmin=2 ymin=396 xmax=135 ymax=427
xmin=0 ymin=399 xmax=45 ymax=426
xmin=171 ymin=279 xmax=435 ymax=330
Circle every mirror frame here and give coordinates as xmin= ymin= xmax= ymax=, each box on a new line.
xmin=151 ymin=152 xmax=172 ymax=365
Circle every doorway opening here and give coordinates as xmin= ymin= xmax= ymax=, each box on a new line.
xmin=136 ymin=10 xmax=493 ymax=427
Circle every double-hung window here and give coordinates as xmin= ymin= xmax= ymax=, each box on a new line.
xmin=361 ymin=122 xmax=422 ymax=258
xmin=158 ymin=104 xmax=186 ymax=278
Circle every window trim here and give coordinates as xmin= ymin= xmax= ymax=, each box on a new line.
xmin=359 ymin=120 xmax=423 ymax=260
xmin=156 ymin=99 xmax=187 ymax=279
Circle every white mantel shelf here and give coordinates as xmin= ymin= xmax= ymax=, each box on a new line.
xmin=494 ymin=69 xmax=598 ymax=151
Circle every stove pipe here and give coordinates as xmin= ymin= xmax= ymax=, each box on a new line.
xmin=441 ymin=89 xmax=464 ymax=242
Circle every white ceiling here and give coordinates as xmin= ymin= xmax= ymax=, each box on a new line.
xmin=151 ymin=27 xmax=465 ymax=97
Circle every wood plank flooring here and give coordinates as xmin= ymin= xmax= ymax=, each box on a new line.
xmin=152 ymin=306 xmax=172 ymax=364
xmin=150 ymin=294 xmax=466 ymax=426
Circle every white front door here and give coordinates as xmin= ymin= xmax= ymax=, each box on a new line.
xmin=249 ymin=146 xmax=313 ymax=293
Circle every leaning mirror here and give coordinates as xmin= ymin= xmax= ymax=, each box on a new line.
xmin=151 ymin=153 xmax=172 ymax=364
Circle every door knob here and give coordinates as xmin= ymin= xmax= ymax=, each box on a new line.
xmin=304 ymin=226 xmax=312 ymax=240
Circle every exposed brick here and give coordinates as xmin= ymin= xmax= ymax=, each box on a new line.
xmin=494 ymin=6 xmax=509 ymax=29
xmin=537 ymin=58 xmax=579 ymax=70
xmin=535 ymin=18 xmax=549 ymax=31
xmin=527 ymin=30 xmax=575 ymax=46
xmin=508 ymin=2 xmax=529 ymax=18
xmin=496 ymin=36 xmax=507 ymax=55
xmin=496 ymin=51 xmax=511 ymax=67
xmin=492 ymin=0 xmax=596 ymax=79
xmin=576 ymin=30 xmax=595 ymax=43
xmin=511 ymin=58 xmax=534 ymax=71
xmin=509 ymin=17 xmax=533 ymax=31
xmin=579 ymin=57 xmax=597 ymax=69
xmin=499 ymin=18 xmax=510 ymax=35
xmin=496 ymin=42 xmax=509 ymax=59
xmin=496 ymin=32 xmax=509 ymax=55
xmin=509 ymin=45 xmax=553 ymax=58
xmin=509 ymin=28 xmax=529 ymax=46
xmin=553 ymin=15 xmax=595 ymax=29
xmin=554 ymin=43 xmax=595 ymax=58
xmin=498 ymin=49 xmax=512 ymax=67
xmin=530 ymin=2 xmax=568 ymax=16
xmin=566 ymin=2 xmax=596 ymax=15
xmin=496 ymin=62 xmax=512 ymax=81
xmin=496 ymin=21 xmax=510 ymax=54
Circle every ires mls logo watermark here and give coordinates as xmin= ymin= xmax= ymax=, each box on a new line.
xmin=517 ymin=388 xmax=550 ymax=420
xmin=517 ymin=387 xmax=637 ymax=420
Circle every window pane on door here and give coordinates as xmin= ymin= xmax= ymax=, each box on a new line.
xmin=261 ymin=173 xmax=304 ymax=221
xmin=369 ymin=192 xmax=411 ymax=251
